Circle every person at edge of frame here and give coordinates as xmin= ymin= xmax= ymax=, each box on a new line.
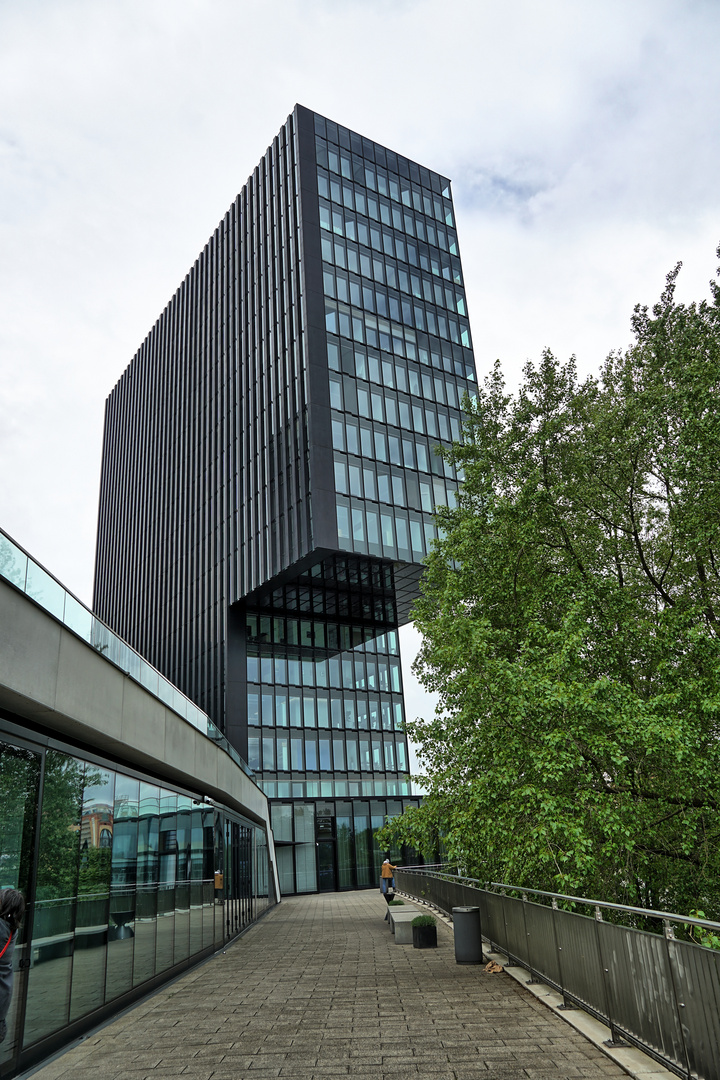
xmin=0 ymin=889 xmax=25 ymax=1045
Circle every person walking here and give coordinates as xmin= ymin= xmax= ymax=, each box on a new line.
xmin=0 ymin=889 xmax=25 ymax=1045
xmin=380 ymin=857 xmax=398 ymax=895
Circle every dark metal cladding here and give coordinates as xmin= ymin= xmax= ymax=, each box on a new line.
xmin=94 ymin=106 xmax=479 ymax=893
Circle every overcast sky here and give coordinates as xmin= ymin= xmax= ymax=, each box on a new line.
xmin=2 ymin=0 xmax=720 ymax=758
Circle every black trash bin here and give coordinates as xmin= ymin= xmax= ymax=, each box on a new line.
xmin=452 ymin=906 xmax=483 ymax=964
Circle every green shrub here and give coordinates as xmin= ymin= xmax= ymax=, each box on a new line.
xmin=387 ymin=899 xmax=405 ymax=906
xmin=411 ymin=914 xmax=436 ymax=927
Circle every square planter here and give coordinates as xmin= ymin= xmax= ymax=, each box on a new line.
xmin=412 ymin=922 xmax=437 ymax=949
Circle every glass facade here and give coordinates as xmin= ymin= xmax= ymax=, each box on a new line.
xmin=93 ymin=106 xmax=478 ymax=893
xmin=315 ymin=113 xmax=474 ymax=565
xmin=0 ymin=727 xmax=271 ymax=1077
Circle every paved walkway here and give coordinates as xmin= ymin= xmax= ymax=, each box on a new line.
xmin=31 ymin=890 xmax=630 ymax=1080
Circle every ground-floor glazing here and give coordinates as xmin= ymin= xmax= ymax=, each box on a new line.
xmin=0 ymin=718 xmax=273 ymax=1079
xmin=270 ymin=796 xmax=421 ymax=894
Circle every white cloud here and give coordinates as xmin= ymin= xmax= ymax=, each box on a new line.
xmin=1 ymin=2 xmax=719 ymax=738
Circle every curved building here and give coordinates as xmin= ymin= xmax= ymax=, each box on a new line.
xmin=0 ymin=529 xmax=277 ymax=1079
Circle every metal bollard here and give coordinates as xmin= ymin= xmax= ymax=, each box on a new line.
xmin=453 ymin=906 xmax=483 ymax=964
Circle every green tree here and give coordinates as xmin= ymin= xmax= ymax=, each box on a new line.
xmin=379 ymin=255 xmax=720 ymax=916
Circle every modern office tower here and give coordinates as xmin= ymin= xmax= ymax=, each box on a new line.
xmin=94 ymin=105 xmax=478 ymax=894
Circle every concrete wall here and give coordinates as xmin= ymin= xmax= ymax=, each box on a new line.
xmin=0 ymin=577 xmax=279 ymax=899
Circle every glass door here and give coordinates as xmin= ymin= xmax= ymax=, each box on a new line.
xmin=316 ymin=842 xmax=336 ymax=892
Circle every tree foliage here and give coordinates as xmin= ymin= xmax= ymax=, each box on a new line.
xmin=379 ymin=255 xmax=720 ymax=915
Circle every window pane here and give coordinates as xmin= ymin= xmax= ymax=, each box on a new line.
xmin=133 ymin=784 xmax=160 ymax=986
xmin=290 ymin=694 xmax=302 ymax=727
xmin=106 ymin=773 xmax=139 ymax=1001
xmin=24 ymin=752 xmax=83 ymax=1044
xmin=336 ymin=504 xmax=350 ymax=539
xmin=305 ymin=737 xmax=318 ymax=770
xmin=271 ymin=803 xmax=293 ymax=842
xmin=303 ymin=694 xmax=316 ymax=728
xmin=70 ymin=767 xmax=115 ymax=1021
xmin=319 ymin=738 xmax=332 ymax=771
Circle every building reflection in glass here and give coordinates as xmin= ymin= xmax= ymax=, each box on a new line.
xmin=0 ymin=736 xmax=271 ymax=1075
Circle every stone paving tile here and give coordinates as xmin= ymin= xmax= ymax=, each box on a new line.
xmin=29 ymin=890 xmax=629 ymax=1080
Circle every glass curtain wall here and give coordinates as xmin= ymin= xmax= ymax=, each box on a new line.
xmin=246 ymin=555 xmax=411 ymax=806
xmin=0 ymin=732 xmax=272 ymax=1079
xmin=314 ymin=115 xmax=476 ymax=568
xmin=244 ymin=550 xmax=419 ymax=894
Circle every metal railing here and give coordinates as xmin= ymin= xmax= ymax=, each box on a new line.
xmin=395 ymin=868 xmax=720 ymax=1080
xmin=0 ymin=528 xmax=253 ymax=778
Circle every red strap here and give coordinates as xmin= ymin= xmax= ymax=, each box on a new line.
xmin=0 ymin=931 xmax=14 ymax=960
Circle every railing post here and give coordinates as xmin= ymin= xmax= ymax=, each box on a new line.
xmin=592 ymin=905 xmax=625 ymax=1047
xmin=662 ymin=920 xmax=692 ymax=1080
xmin=551 ymin=898 xmax=574 ymax=1010
xmin=521 ymin=892 xmax=540 ymax=984
xmin=500 ymin=888 xmax=510 ymax=961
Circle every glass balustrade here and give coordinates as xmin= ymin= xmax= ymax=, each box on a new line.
xmin=0 ymin=530 xmax=251 ymax=777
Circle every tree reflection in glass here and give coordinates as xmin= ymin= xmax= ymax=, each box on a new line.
xmin=23 ymin=751 xmax=84 ymax=1045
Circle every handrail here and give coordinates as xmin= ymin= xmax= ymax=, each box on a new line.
xmin=396 ymin=868 xmax=720 ymax=1079
xmin=0 ymin=527 xmax=254 ymax=780
xmin=399 ymin=867 xmax=720 ymax=932
xmin=31 ymin=879 xmax=218 ymax=904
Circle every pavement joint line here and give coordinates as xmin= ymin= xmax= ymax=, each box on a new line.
xmin=481 ymin=949 xmax=676 ymax=1080
xmin=392 ymin=892 xmax=677 ymax=1080
xmin=18 ymin=891 xmax=676 ymax=1080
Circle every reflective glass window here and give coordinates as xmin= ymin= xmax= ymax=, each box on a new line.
xmin=289 ymin=694 xmax=302 ymax=727
xmin=248 ymin=737 xmax=260 ymax=770
xmin=305 ymin=736 xmax=318 ymax=771
xmin=133 ymin=784 xmax=160 ymax=986
xmin=303 ymin=694 xmax=316 ymax=728
xmin=346 ymin=738 xmax=359 ymax=771
xmin=277 ymin=736 xmax=289 ymax=771
xmin=24 ymin=751 xmax=83 ymax=1043
xmin=332 ymin=739 xmax=345 ymax=771
xmin=70 ymin=767 xmax=115 ymax=1021
xmin=105 ymin=774 xmax=138 ymax=1001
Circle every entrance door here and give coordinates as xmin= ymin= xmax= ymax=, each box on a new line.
xmin=316 ymin=842 xmax=336 ymax=892
xmin=0 ymin=738 xmax=41 ymax=1077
